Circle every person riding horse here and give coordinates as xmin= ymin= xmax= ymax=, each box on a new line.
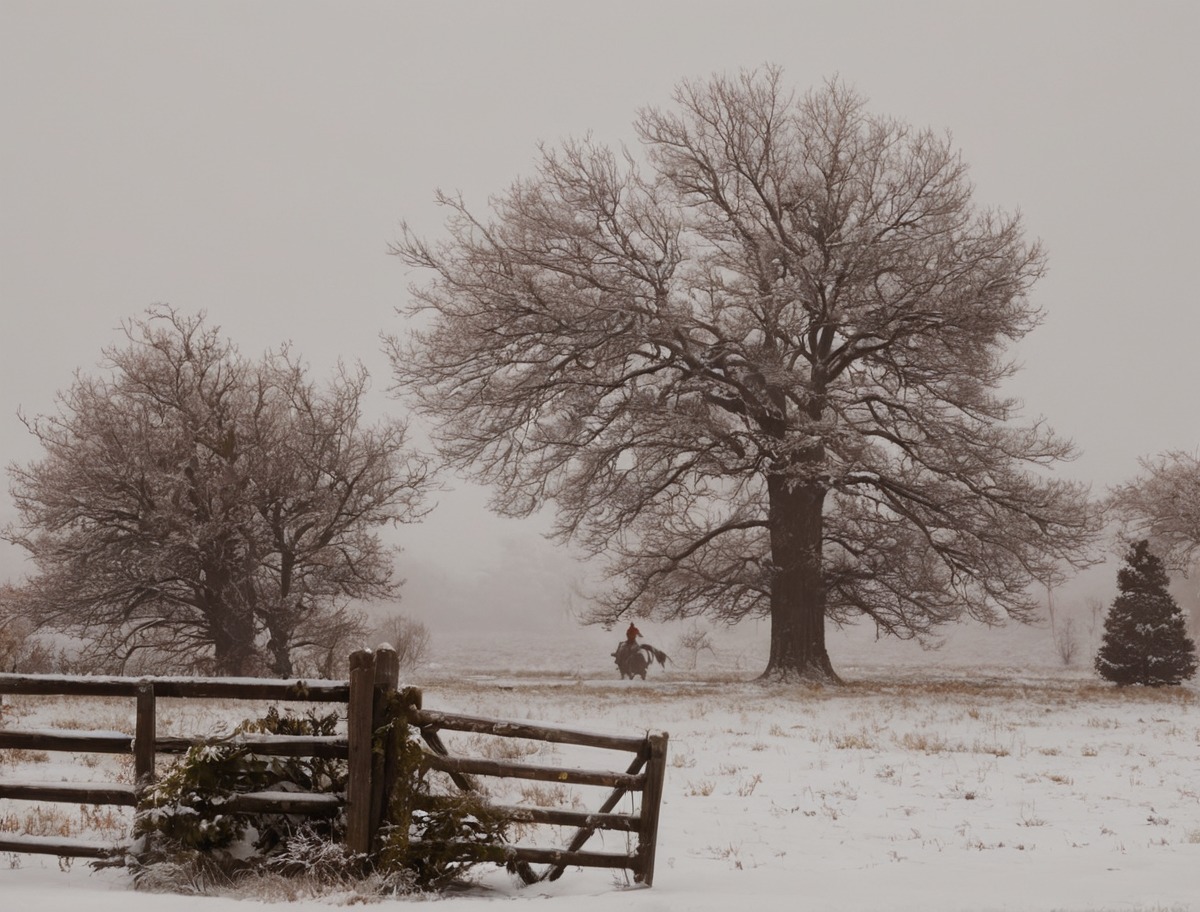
xmin=612 ymin=622 xmax=668 ymax=679
xmin=614 ymin=622 xmax=641 ymax=662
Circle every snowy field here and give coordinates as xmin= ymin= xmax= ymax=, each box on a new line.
xmin=2 ymin=622 xmax=1198 ymax=912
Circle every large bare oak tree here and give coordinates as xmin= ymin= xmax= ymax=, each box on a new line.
xmin=4 ymin=308 xmax=430 ymax=676
xmin=387 ymin=69 xmax=1099 ymax=682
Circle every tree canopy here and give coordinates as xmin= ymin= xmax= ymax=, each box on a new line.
xmin=1109 ymin=450 xmax=1200 ymax=572
xmin=4 ymin=308 xmax=430 ymax=676
xmin=387 ymin=67 xmax=1099 ymax=681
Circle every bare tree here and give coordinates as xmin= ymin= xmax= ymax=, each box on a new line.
xmin=676 ymin=623 xmax=717 ymax=670
xmin=1109 ymin=450 xmax=1200 ymax=572
xmin=5 ymin=308 xmax=431 ymax=676
xmin=387 ymin=68 xmax=1099 ymax=683
xmin=373 ymin=612 xmax=432 ymax=672
xmin=1052 ymin=616 xmax=1079 ymax=666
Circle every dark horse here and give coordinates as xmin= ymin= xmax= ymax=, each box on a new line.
xmin=612 ymin=640 xmax=670 ymax=680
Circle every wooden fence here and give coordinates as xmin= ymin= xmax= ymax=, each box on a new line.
xmin=0 ymin=646 xmax=668 ymax=885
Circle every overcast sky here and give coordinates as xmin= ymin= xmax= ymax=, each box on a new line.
xmin=2 ymin=1 xmax=1197 ymax=629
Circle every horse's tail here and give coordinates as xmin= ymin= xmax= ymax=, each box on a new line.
xmin=643 ymin=645 xmax=670 ymax=668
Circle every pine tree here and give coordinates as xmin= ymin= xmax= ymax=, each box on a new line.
xmin=1095 ymin=540 xmax=1198 ymax=686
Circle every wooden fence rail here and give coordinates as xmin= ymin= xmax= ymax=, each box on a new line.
xmin=406 ymin=696 xmax=668 ymax=885
xmin=0 ymin=662 xmax=363 ymax=861
xmin=0 ymin=647 xmax=669 ymax=887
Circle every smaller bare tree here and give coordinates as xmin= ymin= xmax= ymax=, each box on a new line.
xmin=675 ymin=623 xmax=717 ymax=670
xmin=373 ymin=613 xmax=432 ymax=672
xmin=1085 ymin=596 xmax=1105 ymax=636
xmin=1052 ymin=616 xmax=1078 ymax=666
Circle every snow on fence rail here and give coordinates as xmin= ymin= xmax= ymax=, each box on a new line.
xmin=0 ymin=669 xmax=350 ymax=860
xmin=406 ymin=694 xmax=668 ymax=885
xmin=0 ymin=646 xmax=668 ymax=886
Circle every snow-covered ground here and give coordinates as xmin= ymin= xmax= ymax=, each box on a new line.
xmin=2 ymin=622 xmax=1197 ymax=911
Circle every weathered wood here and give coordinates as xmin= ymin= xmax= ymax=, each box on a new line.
xmin=418 ymin=725 xmax=477 ymax=792
xmin=0 ymin=674 xmax=140 ymax=698
xmin=0 ymin=663 xmax=670 ymax=889
xmin=1 ymin=729 xmax=343 ymax=758
xmin=0 ymin=729 xmax=132 ymax=753
xmin=152 ymin=734 xmax=349 ymax=758
xmin=0 ymin=672 xmax=349 ymax=702
xmin=423 ymin=753 xmax=645 ymax=790
xmin=475 ymin=802 xmax=640 ymax=832
xmin=369 ymin=645 xmax=400 ymax=845
xmin=413 ymin=711 xmax=552 ymax=885
xmin=0 ymin=784 xmax=340 ymax=816
xmin=134 ymin=681 xmax=156 ymax=788
xmin=545 ymin=748 xmax=650 ymax=882
xmin=0 ymin=781 xmax=137 ymax=806
xmin=345 ymin=648 xmax=375 ymax=854
xmin=412 ymin=708 xmax=648 ymax=753
xmin=373 ymin=683 xmax=419 ymax=854
xmin=0 ymin=730 xmax=345 ymax=758
xmin=0 ymin=834 xmax=124 ymax=859
xmin=224 ymin=790 xmax=343 ymax=815
xmin=148 ymin=677 xmax=349 ymax=702
xmin=635 ymin=732 xmax=668 ymax=886
xmin=408 ymin=839 xmax=637 ymax=870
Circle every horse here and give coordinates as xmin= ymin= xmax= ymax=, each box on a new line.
xmin=612 ymin=640 xmax=670 ymax=679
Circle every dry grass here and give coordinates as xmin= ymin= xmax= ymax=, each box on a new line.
xmin=0 ymin=748 xmax=50 ymax=765
xmin=470 ymin=734 xmax=544 ymax=763
xmin=1 ymin=806 xmax=71 ymax=837
xmin=515 ymin=782 xmax=580 ymax=809
xmin=831 ymin=730 xmax=879 ymax=750
xmin=896 ymin=731 xmax=960 ymax=754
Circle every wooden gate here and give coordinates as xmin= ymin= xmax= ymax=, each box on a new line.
xmin=0 ymin=646 xmax=668 ymax=885
xmin=405 ymin=689 xmax=668 ymax=885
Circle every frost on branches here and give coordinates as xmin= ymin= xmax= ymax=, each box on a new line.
xmin=1095 ymin=540 xmax=1198 ymax=687
xmin=388 ymin=66 xmax=1100 ymax=682
xmin=3 ymin=308 xmax=431 ymax=678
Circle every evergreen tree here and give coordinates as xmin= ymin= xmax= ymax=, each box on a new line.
xmin=1095 ymin=540 xmax=1198 ymax=686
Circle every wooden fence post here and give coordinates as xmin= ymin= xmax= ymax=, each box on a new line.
xmin=346 ymin=648 xmax=375 ymax=854
xmin=369 ymin=644 xmax=400 ymax=846
xmin=636 ymin=732 xmax=668 ymax=886
xmin=134 ymin=681 xmax=156 ymax=792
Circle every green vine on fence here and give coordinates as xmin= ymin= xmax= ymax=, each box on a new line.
xmin=128 ymin=701 xmax=513 ymax=894
xmin=374 ymin=691 xmax=513 ymax=891
xmin=133 ymin=707 xmax=345 ymax=856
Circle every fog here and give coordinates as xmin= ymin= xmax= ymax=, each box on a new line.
xmin=2 ymin=1 xmax=1197 ymax=645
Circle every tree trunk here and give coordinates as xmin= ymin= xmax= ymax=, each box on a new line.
xmin=210 ymin=607 xmax=257 ymax=676
xmin=265 ymin=610 xmax=294 ymax=678
xmin=761 ymin=474 xmax=840 ymax=684
xmin=204 ymin=562 xmax=258 ymax=676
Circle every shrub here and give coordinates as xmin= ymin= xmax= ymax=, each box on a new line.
xmin=134 ymin=707 xmax=346 ymax=858
xmin=131 ymin=703 xmax=510 ymax=896
xmin=374 ymin=693 xmax=512 ymax=891
xmin=0 ymin=611 xmax=61 ymax=673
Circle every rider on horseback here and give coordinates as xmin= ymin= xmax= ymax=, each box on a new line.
xmin=612 ymin=621 xmax=669 ymax=679
xmin=616 ymin=622 xmax=641 ymax=663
